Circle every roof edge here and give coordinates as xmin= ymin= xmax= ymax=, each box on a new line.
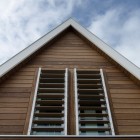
xmin=0 ymin=18 xmax=140 ymax=81
xmin=70 ymin=19 xmax=140 ymax=80
xmin=0 ymin=18 xmax=72 ymax=78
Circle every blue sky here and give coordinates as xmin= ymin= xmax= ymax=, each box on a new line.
xmin=0 ymin=0 xmax=140 ymax=67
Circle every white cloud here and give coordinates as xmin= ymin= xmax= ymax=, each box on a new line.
xmin=89 ymin=8 xmax=140 ymax=68
xmin=0 ymin=0 xmax=82 ymax=65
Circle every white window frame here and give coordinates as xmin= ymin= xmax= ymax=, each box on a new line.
xmin=27 ymin=67 xmax=41 ymax=135
xmin=100 ymin=69 xmax=115 ymax=135
xmin=74 ymin=68 xmax=79 ymax=135
xmin=64 ymin=68 xmax=68 ymax=135
xmin=28 ymin=68 xmax=68 ymax=136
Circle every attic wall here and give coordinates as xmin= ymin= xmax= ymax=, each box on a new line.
xmin=0 ymin=30 xmax=140 ymax=135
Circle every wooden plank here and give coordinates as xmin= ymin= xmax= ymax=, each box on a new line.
xmin=0 ymin=93 xmax=30 ymax=98
xmin=19 ymin=67 xmax=36 ymax=72
xmin=29 ymin=61 xmax=111 ymax=66
xmin=26 ymin=65 xmax=111 ymax=69
xmin=5 ymin=79 xmax=33 ymax=84
xmin=108 ymin=81 xmax=134 ymax=84
xmin=111 ymin=94 xmax=140 ymax=99
xmin=113 ymin=104 xmax=140 ymax=109
xmin=9 ymin=76 xmax=34 ymax=80
xmin=107 ymin=76 xmax=130 ymax=81
xmin=0 ymin=126 xmax=23 ymax=133
xmin=45 ymin=47 xmax=93 ymax=50
xmin=112 ymin=98 xmax=140 ymax=104
xmin=0 ymin=132 xmax=23 ymax=135
xmin=107 ymin=72 xmax=126 ymax=77
xmin=105 ymin=69 xmax=121 ymax=72
xmin=15 ymin=71 xmax=35 ymax=76
xmin=0 ymin=108 xmax=27 ymax=113
xmin=110 ymin=89 xmax=140 ymax=94
xmin=0 ymin=87 xmax=31 ymax=92
xmin=109 ymin=84 xmax=139 ymax=89
xmin=36 ymin=55 xmax=104 ymax=59
xmin=114 ymin=109 xmax=140 ymax=113
xmin=117 ymin=120 xmax=140 ymax=126
xmin=0 ymin=103 xmax=28 ymax=108
xmin=115 ymin=113 xmax=140 ymax=120
xmin=0 ymin=132 xmax=22 ymax=135
xmin=40 ymin=52 xmax=99 ymax=56
xmin=0 ymin=114 xmax=26 ymax=120
xmin=119 ymin=131 xmax=140 ymax=135
xmin=0 ymin=98 xmax=29 ymax=103
xmin=35 ymin=58 xmax=107 ymax=62
xmin=0 ymin=120 xmax=25 ymax=125
xmin=43 ymin=49 xmax=95 ymax=53
xmin=118 ymin=126 xmax=140 ymax=132
xmin=0 ymin=83 xmax=32 ymax=88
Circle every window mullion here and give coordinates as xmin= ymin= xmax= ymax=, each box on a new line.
xmin=74 ymin=68 xmax=79 ymax=135
xmin=100 ymin=69 xmax=115 ymax=135
xmin=28 ymin=67 xmax=42 ymax=135
xmin=64 ymin=68 xmax=68 ymax=135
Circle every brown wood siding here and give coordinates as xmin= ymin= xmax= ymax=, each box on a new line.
xmin=0 ymin=30 xmax=140 ymax=135
xmin=0 ymin=67 xmax=35 ymax=134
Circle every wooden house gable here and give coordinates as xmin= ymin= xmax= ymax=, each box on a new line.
xmin=0 ymin=19 xmax=140 ymax=136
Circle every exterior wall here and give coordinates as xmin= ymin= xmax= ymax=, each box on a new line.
xmin=0 ymin=30 xmax=140 ymax=135
xmin=0 ymin=67 xmax=35 ymax=134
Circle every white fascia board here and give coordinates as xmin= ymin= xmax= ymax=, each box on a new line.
xmin=0 ymin=19 xmax=72 ymax=78
xmin=70 ymin=19 xmax=140 ymax=80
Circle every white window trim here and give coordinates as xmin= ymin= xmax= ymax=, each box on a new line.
xmin=27 ymin=67 xmax=42 ymax=135
xmin=74 ymin=68 xmax=79 ymax=135
xmin=64 ymin=68 xmax=68 ymax=135
xmin=100 ymin=69 xmax=115 ymax=135
xmin=28 ymin=68 xmax=68 ymax=136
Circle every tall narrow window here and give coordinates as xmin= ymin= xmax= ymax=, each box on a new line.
xmin=74 ymin=68 xmax=115 ymax=135
xmin=28 ymin=68 xmax=68 ymax=135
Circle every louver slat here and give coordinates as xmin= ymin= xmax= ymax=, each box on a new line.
xmin=36 ymin=100 xmax=64 ymax=105
xmin=35 ymin=106 xmax=64 ymax=110
xmin=33 ymin=120 xmax=63 ymax=124
xmin=32 ymin=127 xmax=63 ymax=131
xmin=80 ymin=120 xmax=109 ymax=124
xmin=34 ymin=113 xmax=63 ymax=117
xmin=79 ymin=113 xmax=108 ymax=117
xmin=80 ymin=127 xmax=111 ymax=131
xmin=37 ymin=93 xmax=64 ymax=98
xmin=79 ymin=95 xmax=104 ymax=99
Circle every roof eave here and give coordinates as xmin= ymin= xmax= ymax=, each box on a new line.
xmin=0 ymin=19 xmax=72 ymax=78
xmin=0 ymin=18 xmax=140 ymax=81
xmin=70 ymin=20 xmax=140 ymax=80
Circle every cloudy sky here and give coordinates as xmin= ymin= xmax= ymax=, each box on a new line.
xmin=0 ymin=0 xmax=140 ymax=67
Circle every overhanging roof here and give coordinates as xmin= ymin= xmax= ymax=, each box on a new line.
xmin=0 ymin=18 xmax=140 ymax=80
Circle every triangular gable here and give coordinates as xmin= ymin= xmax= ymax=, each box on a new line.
xmin=0 ymin=18 xmax=140 ymax=80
